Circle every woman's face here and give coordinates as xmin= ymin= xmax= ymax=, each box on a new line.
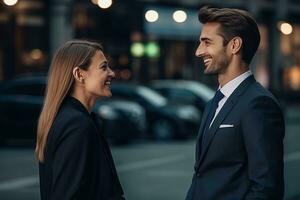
xmin=83 ymin=50 xmax=115 ymax=98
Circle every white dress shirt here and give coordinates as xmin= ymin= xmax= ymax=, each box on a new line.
xmin=209 ymin=70 xmax=252 ymax=127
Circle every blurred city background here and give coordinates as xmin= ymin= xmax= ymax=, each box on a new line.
xmin=0 ymin=0 xmax=300 ymax=199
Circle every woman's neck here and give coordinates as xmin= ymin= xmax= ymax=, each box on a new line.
xmin=71 ymin=88 xmax=96 ymax=113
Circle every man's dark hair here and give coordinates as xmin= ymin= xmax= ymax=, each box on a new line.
xmin=198 ymin=6 xmax=260 ymax=65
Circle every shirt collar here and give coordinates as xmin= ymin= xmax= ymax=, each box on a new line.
xmin=219 ymin=70 xmax=252 ymax=98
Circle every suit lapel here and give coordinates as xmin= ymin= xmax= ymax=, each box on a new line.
xmin=198 ymin=98 xmax=237 ymax=164
xmin=198 ymin=75 xmax=255 ymax=166
xmin=195 ymin=102 xmax=211 ymax=161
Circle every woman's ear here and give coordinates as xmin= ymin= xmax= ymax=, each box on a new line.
xmin=72 ymin=67 xmax=85 ymax=83
xmin=230 ymin=37 xmax=243 ymax=54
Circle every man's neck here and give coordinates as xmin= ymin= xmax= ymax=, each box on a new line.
xmin=218 ymin=61 xmax=249 ymax=87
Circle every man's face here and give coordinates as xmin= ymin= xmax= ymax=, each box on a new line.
xmin=195 ymin=22 xmax=230 ymax=75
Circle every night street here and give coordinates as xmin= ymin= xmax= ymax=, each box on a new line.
xmin=0 ymin=106 xmax=300 ymax=200
xmin=1 ymin=0 xmax=300 ymax=199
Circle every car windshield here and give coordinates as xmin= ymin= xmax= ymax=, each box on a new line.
xmin=137 ymin=86 xmax=167 ymax=106
xmin=186 ymin=83 xmax=214 ymax=101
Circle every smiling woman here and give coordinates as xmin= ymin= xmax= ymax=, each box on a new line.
xmin=71 ymin=50 xmax=115 ymax=109
xmin=35 ymin=40 xmax=125 ymax=200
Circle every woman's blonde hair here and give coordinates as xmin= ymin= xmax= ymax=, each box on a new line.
xmin=36 ymin=40 xmax=103 ymax=162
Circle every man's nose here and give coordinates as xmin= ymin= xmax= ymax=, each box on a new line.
xmin=195 ymin=45 xmax=204 ymax=57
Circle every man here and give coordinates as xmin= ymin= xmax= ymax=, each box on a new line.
xmin=186 ymin=6 xmax=285 ymax=200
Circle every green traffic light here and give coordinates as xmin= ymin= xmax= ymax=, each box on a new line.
xmin=145 ymin=42 xmax=160 ymax=58
xmin=130 ymin=42 xmax=144 ymax=57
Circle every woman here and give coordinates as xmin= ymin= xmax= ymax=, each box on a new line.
xmin=36 ymin=40 xmax=125 ymax=200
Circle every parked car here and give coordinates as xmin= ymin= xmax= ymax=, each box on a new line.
xmin=150 ymin=80 xmax=214 ymax=112
xmin=110 ymin=83 xmax=201 ymax=140
xmin=0 ymin=75 xmax=146 ymax=143
xmin=96 ymin=99 xmax=146 ymax=143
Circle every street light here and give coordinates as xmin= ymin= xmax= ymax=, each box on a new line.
xmin=145 ymin=10 xmax=159 ymax=23
xmin=97 ymin=0 xmax=112 ymax=9
xmin=173 ymin=10 xmax=187 ymax=23
xmin=3 ymin=0 xmax=18 ymax=6
xmin=279 ymin=22 xmax=293 ymax=35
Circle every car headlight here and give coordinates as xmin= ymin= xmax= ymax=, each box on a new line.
xmin=97 ymin=106 xmax=118 ymax=120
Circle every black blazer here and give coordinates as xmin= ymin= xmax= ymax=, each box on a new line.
xmin=186 ymin=75 xmax=285 ymax=200
xmin=39 ymin=96 xmax=125 ymax=200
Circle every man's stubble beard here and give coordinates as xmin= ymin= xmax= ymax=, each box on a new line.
xmin=204 ymin=58 xmax=229 ymax=76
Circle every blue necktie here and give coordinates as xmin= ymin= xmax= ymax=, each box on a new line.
xmin=201 ymin=89 xmax=224 ymax=144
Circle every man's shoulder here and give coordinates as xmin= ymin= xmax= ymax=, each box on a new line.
xmin=244 ymin=81 xmax=281 ymax=109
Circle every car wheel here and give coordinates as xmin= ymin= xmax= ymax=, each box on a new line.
xmin=152 ymin=119 xmax=174 ymax=140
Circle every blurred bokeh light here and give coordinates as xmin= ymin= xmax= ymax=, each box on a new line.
xmin=3 ymin=0 xmax=18 ymax=6
xmin=145 ymin=10 xmax=159 ymax=23
xmin=173 ymin=10 xmax=187 ymax=23
xmin=279 ymin=22 xmax=293 ymax=35
xmin=30 ymin=49 xmax=43 ymax=61
xmin=145 ymin=42 xmax=160 ymax=58
xmin=131 ymin=42 xmax=144 ymax=57
xmin=97 ymin=0 xmax=112 ymax=9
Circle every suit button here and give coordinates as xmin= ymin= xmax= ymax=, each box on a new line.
xmin=196 ymin=172 xmax=201 ymax=177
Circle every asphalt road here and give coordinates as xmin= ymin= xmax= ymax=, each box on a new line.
xmin=0 ymin=106 xmax=300 ymax=200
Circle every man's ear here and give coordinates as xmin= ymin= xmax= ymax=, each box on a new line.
xmin=72 ymin=67 xmax=85 ymax=83
xmin=230 ymin=37 xmax=243 ymax=54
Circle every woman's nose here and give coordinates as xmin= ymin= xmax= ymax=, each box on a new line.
xmin=109 ymin=67 xmax=115 ymax=78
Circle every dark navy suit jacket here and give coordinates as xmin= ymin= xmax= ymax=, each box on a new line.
xmin=186 ymin=75 xmax=285 ymax=200
xmin=39 ymin=96 xmax=125 ymax=200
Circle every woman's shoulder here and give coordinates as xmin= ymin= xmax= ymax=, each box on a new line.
xmin=49 ymin=102 xmax=97 ymax=143
xmin=45 ymin=104 xmax=99 ymax=161
xmin=59 ymin=102 xmax=95 ymax=128
xmin=57 ymin=102 xmax=89 ymax=121
xmin=58 ymin=96 xmax=93 ymax=120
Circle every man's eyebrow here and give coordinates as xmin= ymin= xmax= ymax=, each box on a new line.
xmin=200 ymin=37 xmax=212 ymax=42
